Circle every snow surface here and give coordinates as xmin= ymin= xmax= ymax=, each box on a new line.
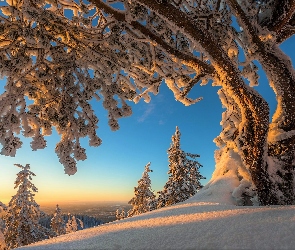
xmin=18 ymin=182 xmax=295 ymax=250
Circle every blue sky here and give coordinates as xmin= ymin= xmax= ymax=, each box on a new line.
xmin=0 ymin=75 xmax=224 ymax=204
xmin=0 ymin=8 xmax=294 ymax=205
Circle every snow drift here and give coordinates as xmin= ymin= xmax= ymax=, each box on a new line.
xmin=18 ymin=178 xmax=295 ymax=250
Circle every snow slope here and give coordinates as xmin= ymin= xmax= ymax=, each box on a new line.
xmin=18 ymin=181 xmax=295 ymax=250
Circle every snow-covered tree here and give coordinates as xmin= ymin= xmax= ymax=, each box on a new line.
xmin=50 ymin=204 xmax=66 ymax=236
xmin=0 ymin=203 xmax=6 ymax=250
xmin=3 ymin=164 xmax=51 ymax=249
xmin=0 ymin=203 xmax=5 ymax=212
xmin=1 ymin=1 xmax=295 ymax=205
xmin=0 ymin=233 xmax=5 ymax=250
xmin=65 ymin=214 xmax=76 ymax=234
xmin=65 ymin=214 xmax=83 ymax=234
xmin=157 ymin=127 xmax=205 ymax=208
xmin=115 ymin=208 xmax=125 ymax=220
xmin=0 ymin=217 xmax=5 ymax=250
xmin=128 ymin=163 xmax=156 ymax=217
xmin=0 ymin=219 xmax=4 ymax=234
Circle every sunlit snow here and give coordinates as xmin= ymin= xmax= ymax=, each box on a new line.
xmin=18 ymin=179 xmax=295 ymax=250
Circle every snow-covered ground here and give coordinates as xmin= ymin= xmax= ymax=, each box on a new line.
xmin=18 ymin=179 xmax=295 ymax=250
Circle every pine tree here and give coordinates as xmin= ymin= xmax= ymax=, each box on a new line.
xmin=65 ymin=214 xmax=75 ymax=234
xmin=158 ymin=127 xmax=205 ymax=208
xmin=0 ymin=217 xmax=5 ymax=250
xmin=120 ymin=209 xmax=125 ymax=220
xmin=65 ymin=214 xmax=83 ymax=234
xmin=115 ymin=208 xmax=125 ymax=220
xmin=70 ymin=216 xmax=78 ymax=232
xmin=3 ymin=164 xmax=52 ymax=249
xmin=128 ymin=163 xmax=156 ymax=217
xmin=50 ymin=204 xmax=66 ymax=236
xmin=0 ymin=202 xmax=6 ymax=211
xmin=0 ymin=203 xmax=6 ymax=250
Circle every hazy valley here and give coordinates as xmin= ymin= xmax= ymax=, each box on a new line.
xmin=39 ymin=201 xmax=132 ymax=224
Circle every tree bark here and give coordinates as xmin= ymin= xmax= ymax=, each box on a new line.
xmin=257 ymin=48 xmax=295 ymax=204
xmin=226 ymin=0 xmax=295 ymax=204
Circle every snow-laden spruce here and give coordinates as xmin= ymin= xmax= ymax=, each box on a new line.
xmin=115 ymin=208 xmax=126 ymax=221
xmin=1 ymin=0 xmax=295 ymax=205
xmin=65 ymin=214 xmax=83 ymax=234
xmin=3 ymin=164 xmax=54 ymax=249
xmin=127 ymin=162 xmax=156 ymax=217
xmin=50 ymin=205 xmax=66 ymax=236
xmin=157 ymin=126 xmax=205 ymax=208
xmin=0 ymin=203 xmax=6 ymax=250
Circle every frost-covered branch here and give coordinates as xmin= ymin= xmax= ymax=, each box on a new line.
xmin=265 ymin=0 xmax=295 ymax=33
xmin=0 ymin=0 xmax=225 ymax=175
xmin=91 ymin=0 xmax=215 ymax=78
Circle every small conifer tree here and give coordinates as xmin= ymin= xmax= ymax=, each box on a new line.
xmin=128 ymin=162 xmax=156 ymax=217
xmin=70 ymin=215 xmax=78 ymax=232
xmin=50 ymin=204 xmax=66 ymax=236
xmin=0 ymin=217 xmax=5 ymax=250
xmin=157 ymin=127 xmax=205 ymax=208
xmin=4 ymin=164 xmax=51 ymax=249
xmin=0 ymin=202 xmax=6 ymax=250
xmin=65 ymin=214 xmax=83 ymax=233
xmin=116 ymin=208 xmax=125 ymax=220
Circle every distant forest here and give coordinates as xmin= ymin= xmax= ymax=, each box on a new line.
xmin=39 ymin=213 xmax=103 ymax=230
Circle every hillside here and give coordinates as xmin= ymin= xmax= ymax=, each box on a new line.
xmin=18 ymin=176 xmax=295 ymax=250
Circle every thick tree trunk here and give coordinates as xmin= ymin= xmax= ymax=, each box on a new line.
xmin=215 ymin=75 xmax=276 ymax=206
xmin=214 ymin=88 xmax=258 ymax=205
xmin=224 ymin=0 xmax=295 ymax=205
xmin=257 ymin=47 xmax=295 ymax=204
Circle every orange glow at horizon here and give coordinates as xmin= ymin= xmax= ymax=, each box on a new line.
xmin=0 ymin=189 xmax=130 ymax=206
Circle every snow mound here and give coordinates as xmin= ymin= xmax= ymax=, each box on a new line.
xmin=17 ymin=151 xmax=294 ymax=250
xmin=188 ymin=175 xmax=239 ymax=205
xmin=18 ymin=191 xmax=295 ymax=250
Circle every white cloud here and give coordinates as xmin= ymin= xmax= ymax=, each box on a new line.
xmin=159 ymin=120 xmax=165 ymax=125
xmin=137 ymin=103 xmax=155 ymax=123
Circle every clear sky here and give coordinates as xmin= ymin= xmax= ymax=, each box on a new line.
xmin=0 ymin=23 xmax=294 ymax=205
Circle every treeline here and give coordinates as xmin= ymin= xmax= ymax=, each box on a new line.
xmin=39 ymin=213 xmax=103 ymax=231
